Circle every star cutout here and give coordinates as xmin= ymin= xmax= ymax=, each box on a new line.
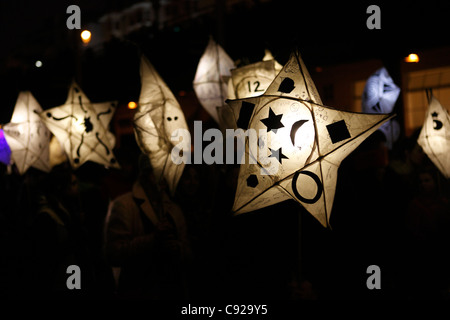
xmin=269 ymin=147 xmax=289 ymax=163
xmin=261 ymin=107 xmax=284 ymax=133
xmin=432 ymin=112 xmax=439 ymax=117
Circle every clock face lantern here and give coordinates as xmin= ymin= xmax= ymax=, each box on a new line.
xmin=220 ymin=50 xmax=283 ymax=131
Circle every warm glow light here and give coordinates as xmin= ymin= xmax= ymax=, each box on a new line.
xmin=40 ymin=82 xmax=119 ymax=169
xmin=35 ymin=60 xmax=43 ymax=68
xmin=224 ymin=51 xmax=394 ymax=229
xmin=128 ymin=101 xmax=137 ymax=109
xmin=81 ymin=30 xmax=91 ymax=44
xmin=405 ymin=53 xmax=419 ymax=63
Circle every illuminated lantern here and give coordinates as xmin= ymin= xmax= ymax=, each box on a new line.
xmin=3 ymin=91 xmax=51 ymax=174
xmin=417 ymin=94 xmax=450 ymax=178
xmin=362 ymin=67 xmax=401 ymax=149
xmin=0 ymin=129 xmax=11 ymax=166
xmin=49 ymin=135 xmax=68 ymax=168
xmin=134 ymin=55 xmax=190 ymax=195
xmin=40 ymin=82 xmax=119 ymax=169
xmin=219 ymin=50 xmax=282 ymax=130
xmin=193 ymin=37 xmax=235 ymax=123
xmin=227 ymin=51 xmax=283 ymax=100
xmin=225 ymin=51 xmax=393 ymax=228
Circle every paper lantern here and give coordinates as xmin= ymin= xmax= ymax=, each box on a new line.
xmin=219 ymin=50 xmax=282 ymax=130
xmin=3 ymin=91 xmax=51 ymax=174
xmin=40 ymin=82 xmax=119 ymax=169
xmin=0 ymin=129 xmax=11 ymax=165
xmin=193 ymin=37 xmax=235 ymax=123
xmin=49 ymin=135 xmax=68 ymax=168
xmin=362 ymin=67 xmax=401 ymax=149
xmin=225 ymin=51 xmax=393 ymax=228
xmin=227 ymin=53 xmax=283 ymax=100
xmin=417 ymin=95 xmax=450 ymax=179
xmin=134 ymin=55 xmax=190 ymax=195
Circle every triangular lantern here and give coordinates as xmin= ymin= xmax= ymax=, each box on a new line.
xmin=417 ymin=94 xmax=450 ymax=179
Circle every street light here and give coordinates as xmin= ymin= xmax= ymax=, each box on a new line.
xmin=81 ymin=30 xmax=91 ymax=44
xmin=405 ymin=53 xmax=419 ymax=63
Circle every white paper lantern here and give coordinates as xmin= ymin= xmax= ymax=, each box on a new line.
xmin=219 ymin=51 xmax=283 ymax=131
xmin=225 ymin=51 xmax=393 ymax=228
xmin=227 ymin=55 xmax=282 ymax=100
xmin=134 ymin=55 xmax=190 ymax=195
xmin=3 ymin=91 xmax=51 ymax=174
xmin=40 ymin=82 xmax=119 ymax=169
xmin=417 ymin=95 xmax=450 ymax=178
xmin=193 ymin=37 xmax=235 ymax=123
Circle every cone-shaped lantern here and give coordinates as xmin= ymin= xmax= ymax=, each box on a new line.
xmin=193 ymin=37 xmax=235 ymax=123
xmin=417 ymin=94 xmax=450 ymax=179
xmin=134 ymin=55 xmax=190 ymax=195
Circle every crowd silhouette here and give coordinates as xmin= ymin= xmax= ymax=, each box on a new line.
xmin=0 ymin=125 xmax=449 ymax=300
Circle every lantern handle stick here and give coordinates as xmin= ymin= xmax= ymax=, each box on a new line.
xmin=297 ymin=206 xmax=302 ymax=287
xmin=425 ymin=88 xmax=433 ymax=104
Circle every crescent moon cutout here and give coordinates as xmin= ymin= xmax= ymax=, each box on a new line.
xmin=290 ymin=119 xmax=309 ymax=146
xmin=433 ymin=119 xmax=443 ymax=130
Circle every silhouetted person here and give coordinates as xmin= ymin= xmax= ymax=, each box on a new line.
xmin=404 ymin=166 xmax=450 ymax=298
xmin=104 ymin=154 xmax=191 ymax=299
xmin=28 ymin=163 xmax=93 ymax=298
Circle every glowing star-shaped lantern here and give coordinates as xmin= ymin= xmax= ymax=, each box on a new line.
xmin=134 ymin=56 xmax=190 ymax=195
xmin=362 ymin=67 xmax=401 ymax=149
xmin=417 ymin=95 xmax=450 ymax=179
xmin=40 ymin=82 xmax=119 ymax=169
xmin=3 ymin=91 xmax=51 ymax=174
xmin=0 ymin=129 xmax=12 ymax=166
xmin=225 ymin=51 xmax=394 ymax=228
xmin=193 ymin=37 xmax=235 ymax=123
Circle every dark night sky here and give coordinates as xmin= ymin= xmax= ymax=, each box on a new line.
xmin=1 ymin=0 xmax=450 ymax=122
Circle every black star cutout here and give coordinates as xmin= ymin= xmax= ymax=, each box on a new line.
xmin=432 ymin=112 xmax=439 ymax=117
xmin=269 ymin=147 xmax=289 ymax=163
xmin=261 ymin=108 xmax=284 ymax=133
